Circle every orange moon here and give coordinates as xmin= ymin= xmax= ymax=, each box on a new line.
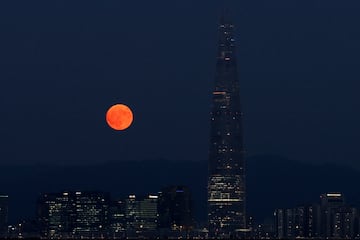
xmin=106 ymin=104 xmax=133 ymax=131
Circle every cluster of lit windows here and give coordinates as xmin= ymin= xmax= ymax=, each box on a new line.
xmin=39 ymin=191 xmax=109 ymax=238
xmin=125 ymin=195 xmax=158 ymax=232
xmin=208 ymin=19 xmax=246 ymax=237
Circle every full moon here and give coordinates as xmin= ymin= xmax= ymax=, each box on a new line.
xmin=106 ymin=104 xmax=133 ymax=131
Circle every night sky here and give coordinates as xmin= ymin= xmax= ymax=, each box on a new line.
xmin=0 ymin=0 xmax=360 ymax=168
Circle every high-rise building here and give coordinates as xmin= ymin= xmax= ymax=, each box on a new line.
xmin=37 ymin=191 xmax=110 ymax=238
xmin=0 ymin=195 xmax=8 ymax=234
xmin=332 ymin=206 xmax=357 ymax=239
xmin=125 ymin=194 xmax=158 ymax=237
xmin=318 ymin=192 xmax=360 ymax=238
xmin=274 ymin=193 xmax=360 ymax=239
xmin=37 ymin=192 xmax=76 ymax=238
xmin=274 ymin=209 xmax=286 ymax=239
xmin=320 ymin=192 xmax=344 ymax=237
xmin=158 ymin=186 xmax=193 ymax=231
xmin=274 ymin=205 xmax=321 ymax=239
xmin=109 ymin=200 xmax=126 ymax=238
xmin=207 ymin=15 xmax=246 ymax=238
xmin=72 ymin=191 xmax=110 ymax=238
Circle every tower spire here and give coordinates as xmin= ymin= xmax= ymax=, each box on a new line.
xmin=220 ymin=0 xmax=231 ymax=24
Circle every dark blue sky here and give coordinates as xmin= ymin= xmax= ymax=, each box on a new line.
xmin=0 ymin=0 xmax=359 ymax=167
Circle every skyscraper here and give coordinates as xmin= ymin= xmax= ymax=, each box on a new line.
xmin=72 ymin=191 xmax=110 ymax=238
xmin=208 ymin=15 xmax=246 ymax=238
xmin=158 ymin=186 xmax=193 ymax=231
xmin=37 ymin=192 xmax=75 ymax=238
xmin=274 ymin=205 xmax=321 ymax=239
xmin=37 ymin=191 xmax=110 ymax=238
xmin=0 ymin=195 xmax=8 ymax=235
xmin=109 ymin=200 xmax=126 ymax=238
xmin=125 ymin=194 xmax=158 ymax=238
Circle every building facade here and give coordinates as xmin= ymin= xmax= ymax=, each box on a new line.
xmin=125 ymin=194 xmax=158 ymax=238
xmin=72 ymin=191 xmax=109 ymax=238
xmin=208 ymin=15 xmax=246 ymax=238
xmin=274 ymin=193 xmax=360 ymax=239
xmin=109 ymin=200 xmax=126 ymax=238
xmin=0 ymin=195 xmax=8 ymax=235
xmin=37 ymin=191 xmax=110 ymax=238
xmin=158 ymin=185 xmax=193 ymax=231
xmin=274 ymin=204 xmax=321 ymax=239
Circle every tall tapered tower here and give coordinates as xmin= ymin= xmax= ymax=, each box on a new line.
xmin=208 ymin=15 xmax=246 ymax=238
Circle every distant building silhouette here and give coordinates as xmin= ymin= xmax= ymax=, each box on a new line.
xmin=35 ymin=189 xmax=201 ymax=239
xmin=125 ymin=194 xmax=158 ymax=238
xmin=208 ymin=14 xmax=246 ymax=238
xmin=0 ymin=195 xmax=8 ymax=235
xmin=274 ymin=204 xmax=321 ymax=239
xmin=109 ymin=200 xmax=126 ymax=238
xmin=37 ymin=191 xmax=109 ymax=238
xmin=158 ymin=186 xmax=193 ymax=230
xmin=37 ymin=192 xmax=74 ymax=238
xmin=274 ymin=192 xmax=360 ymax=239
xmin=319 ymin=192 xmax=359 ymax=238
xmin=72 ymin=191 xmax=109 ymax=238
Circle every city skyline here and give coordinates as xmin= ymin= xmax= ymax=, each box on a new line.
xmin=3 ymin=184 xmax=360 ymax=239
xmin=0 ymin=0 xmax=360 ymax=239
